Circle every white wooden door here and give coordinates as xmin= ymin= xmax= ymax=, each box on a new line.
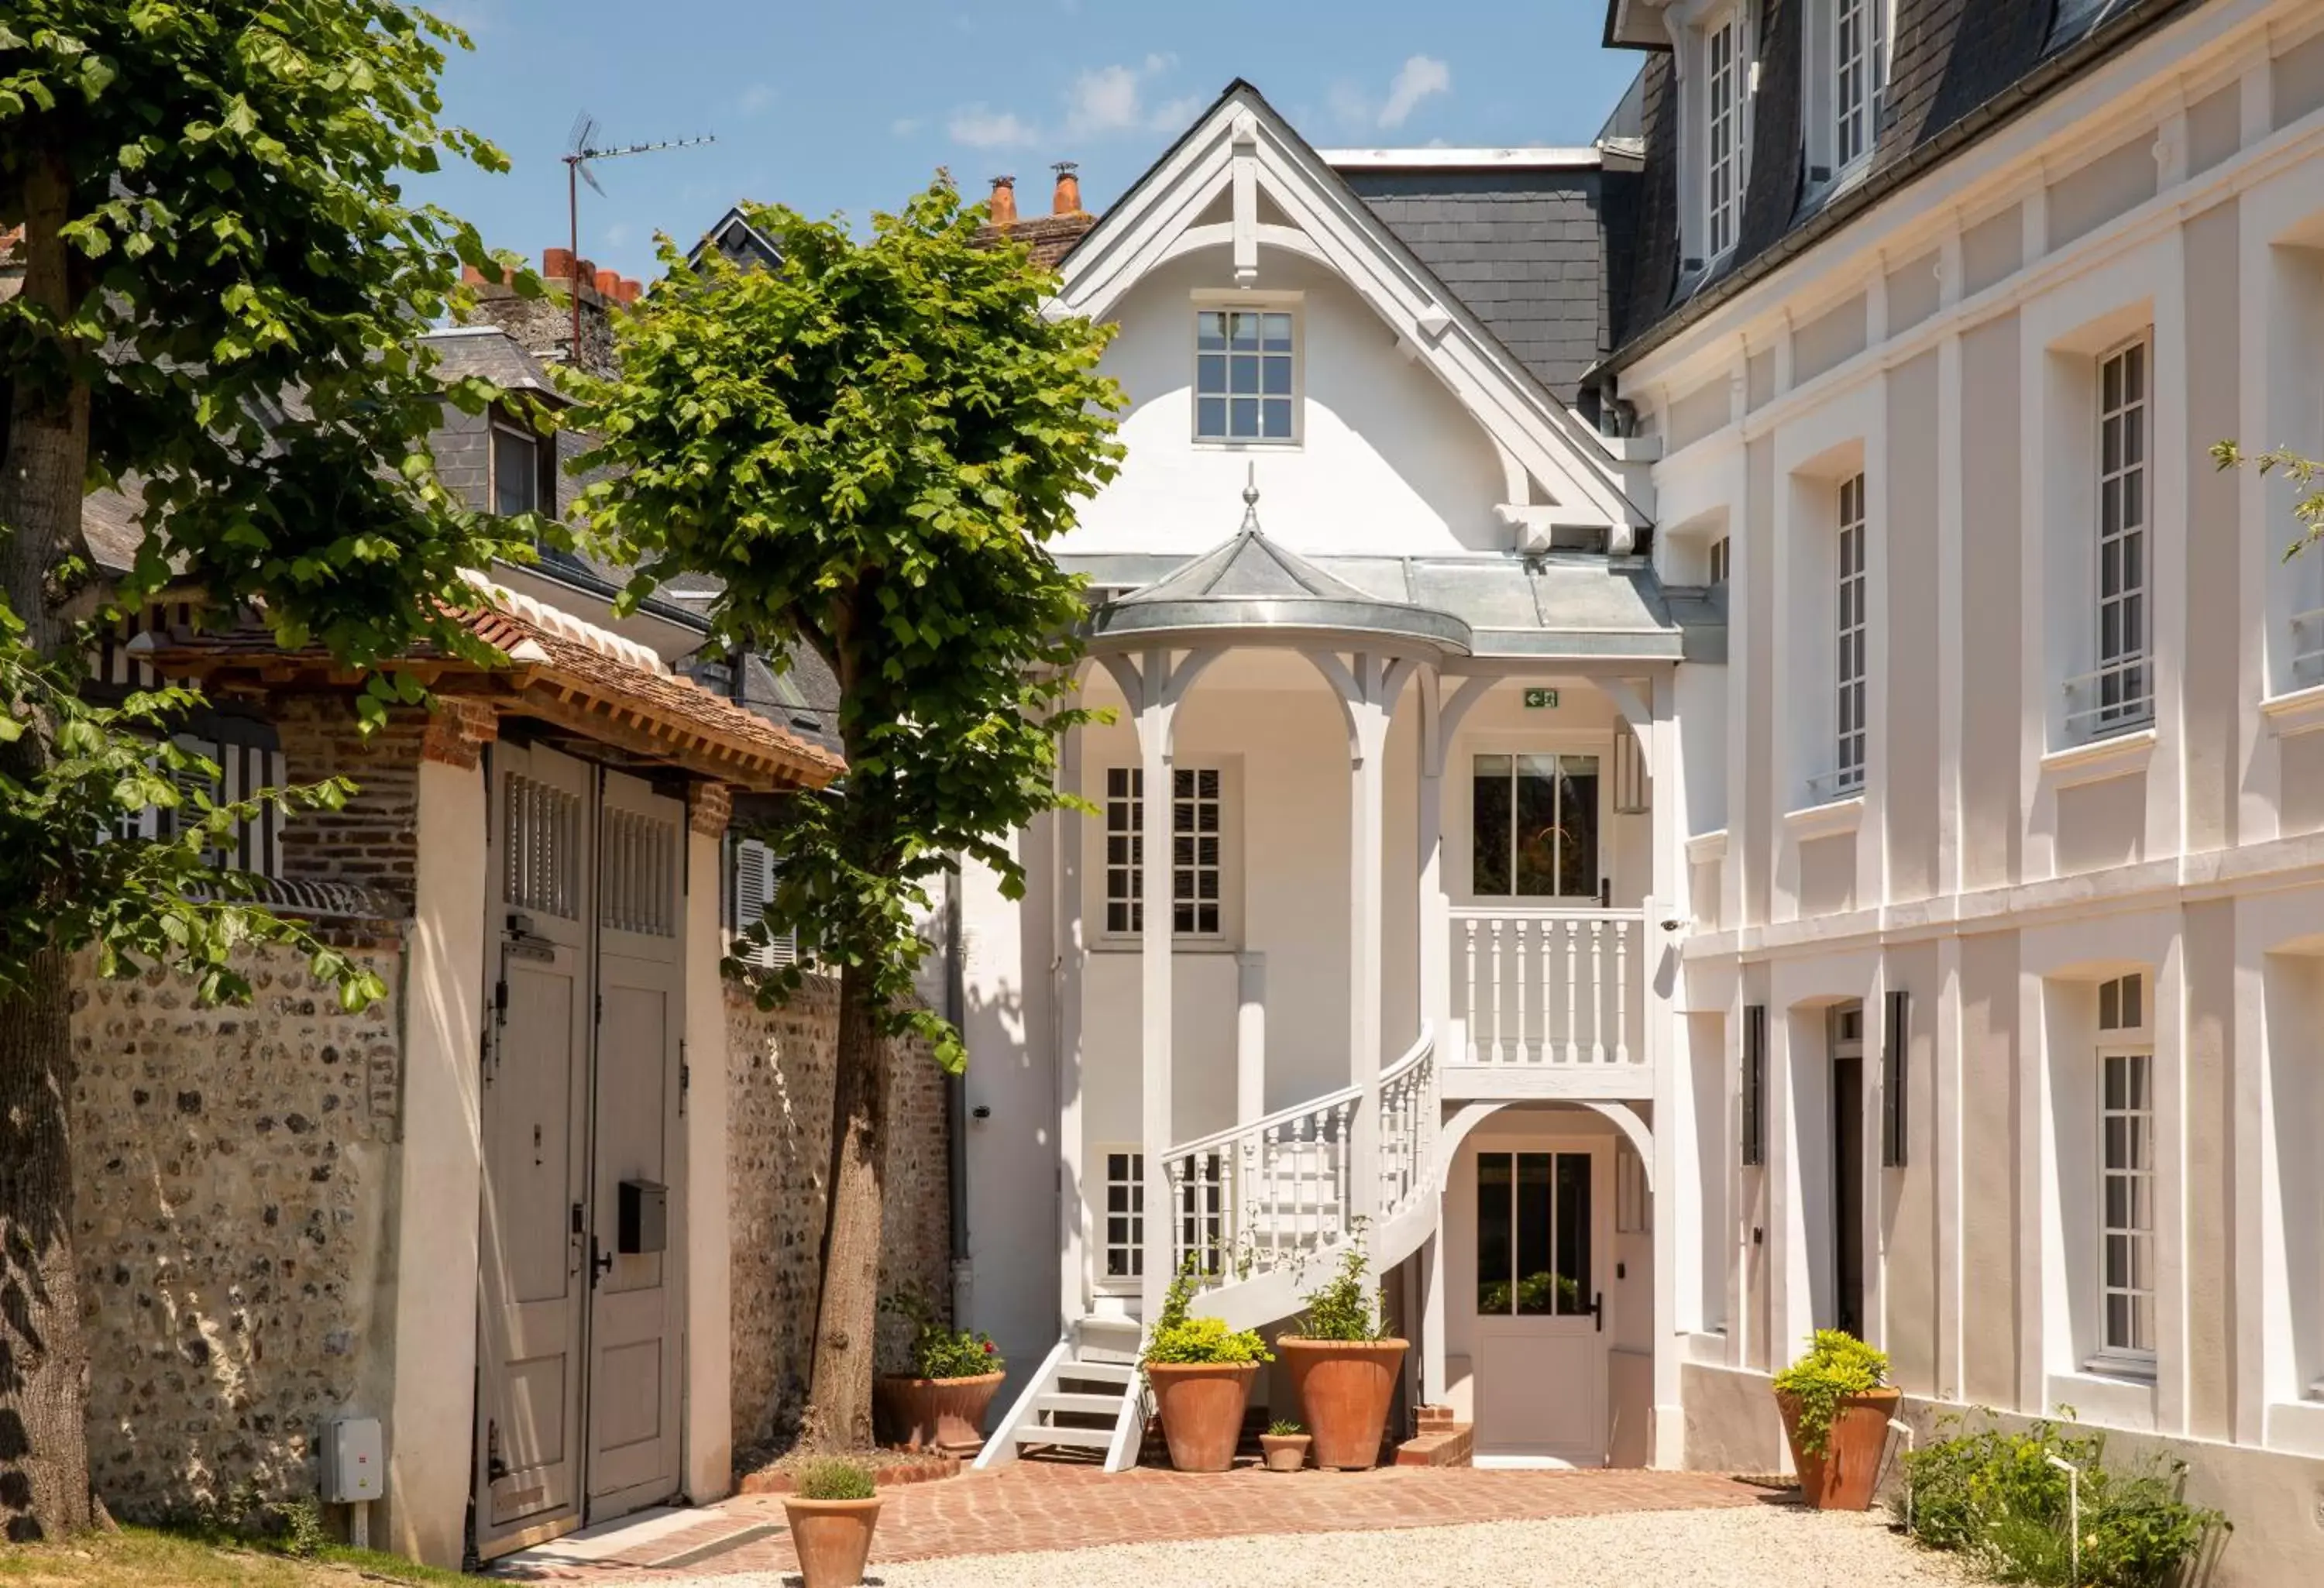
xmin=1471 ymin=1145 xmax=1613 ymax=1465
xmin=476 ymin=744 xmax=595 ymax=1556
xmin=584 ymin=772 xmax=687 ymax=1519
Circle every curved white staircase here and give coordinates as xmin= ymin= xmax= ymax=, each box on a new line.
xmin=977 ymin=1028 xmax=1441 ymax=1473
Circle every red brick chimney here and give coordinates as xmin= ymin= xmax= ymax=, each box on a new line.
xmin=1052 ymin=161 xmax=1083 ymax=216
xmin=988 ymin=175 xmax=1018 ymax=227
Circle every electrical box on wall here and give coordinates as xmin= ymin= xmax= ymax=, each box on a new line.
xmin=321 ymin=1417 xmax=383 ymax=1504
xmin=618 ymin=1179 xmax=667 ymax=1254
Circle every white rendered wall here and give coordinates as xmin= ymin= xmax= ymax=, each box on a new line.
xmin=1065 ymin=249 xmax=1514 ymax=559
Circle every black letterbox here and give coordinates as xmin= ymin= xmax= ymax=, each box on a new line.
xmin=617 ymin=1179 xmax=667 ymax=1255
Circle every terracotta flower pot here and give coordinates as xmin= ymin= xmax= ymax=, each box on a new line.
xmin=1280 ymin=1338 xmax=1408 ymax=1470
xmin=874 ymin=1369 xmax=1006 ymax=1455
xmin=1145 ymin=1360 xmax=1259 ymax=1471
xmin=1774 ymin=1386 xmax=1902 ymax=1511
xmin=1260 ymin=1432 xmax=1312 ymax=1472
xmin=783 ymin=1494 xmax=882 ymax=1588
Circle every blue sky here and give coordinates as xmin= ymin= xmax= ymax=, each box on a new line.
xmin=419 ymin=1 xmax=1644 ymax=282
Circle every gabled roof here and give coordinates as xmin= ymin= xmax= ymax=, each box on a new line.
xmin=1051 ymin=80 xmax=1646 ymax=544
xmin=689 ymin=206 xmax=782 ymax=273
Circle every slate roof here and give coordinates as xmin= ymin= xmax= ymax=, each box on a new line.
xmin=1339 ymin=160 xmax=1618 ymax=402
xmin=1601 ymin=0 xmax=2212 ymax=369
xmin=419 ymin=325 xmax=568 ymax=400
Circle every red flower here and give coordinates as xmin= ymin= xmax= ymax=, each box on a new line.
xmin=982 ymin=1340 xmax=995 ymax=1353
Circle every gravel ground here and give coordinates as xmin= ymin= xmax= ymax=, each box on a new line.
xmin=654 ymin=1506 xmax=1974 ymax=1588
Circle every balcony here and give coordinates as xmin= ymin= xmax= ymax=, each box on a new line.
xmin=1449 ymin=906 xmax=1649 ymax=1098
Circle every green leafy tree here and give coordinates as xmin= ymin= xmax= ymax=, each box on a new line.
xmin=1 ymin=3 xmax=532 ymax=1537
xmin=2212 ymin=442 xmax=2324 ymax=559
xmin=566 ymin=182 xmax=1123 ymax=1449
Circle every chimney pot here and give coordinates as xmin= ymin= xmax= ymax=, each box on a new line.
xmin=1052 ymin=160 xmax=1081 ymax=216
xmin=988 ymin=175 xmax=1017 ymax=227
xmin=618 ymin=278 xmax=643 ymax=304
xmin=460 ymin=263 xmax=487 ymax=286
xmin=574 ymin=259 xmax=599 ymax=292
xmin=545 ymin=246 xmax=576 ymax=279
xmin=594 ymin=267 xmax=621 ymax=298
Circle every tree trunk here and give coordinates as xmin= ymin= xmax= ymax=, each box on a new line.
xmin=801 ymin=963 xmax=890 ymax=1451
xmin=0 ymin=142 xmax=97 ymax=1542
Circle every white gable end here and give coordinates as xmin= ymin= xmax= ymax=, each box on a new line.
xmin=1054 ymin=84 xmax=1645 ymax=555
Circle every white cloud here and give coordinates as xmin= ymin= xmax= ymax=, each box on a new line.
xmin=1379 ymin=54 xmax=1451 ymax=129
xmin=1064 ymin=54 xmax=1195 ymax=137
xmin=948 ymin=105 xmax=1040 ymax=148
xmin=738 ymin=82 xmax=775 ymax=117
xmin=891 ymin=116 xmax=925 ymax=138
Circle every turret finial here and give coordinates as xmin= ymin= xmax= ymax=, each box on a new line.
xmin=1239 ymin=462 xmax=1262 ymax=534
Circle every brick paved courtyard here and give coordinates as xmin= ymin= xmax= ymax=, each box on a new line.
xmin=491 ymin=1462 xmax=1779 ymax=1580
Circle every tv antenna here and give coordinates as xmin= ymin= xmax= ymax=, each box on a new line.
xmin=561 ymin=112 xmax=716 ymax=359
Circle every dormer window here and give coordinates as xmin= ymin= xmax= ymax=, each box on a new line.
xmin=1704 ymin=9 xmax=1744 ymax=260
xmin=492 ymin=421 xmax=541 ymax=516
xmin=1195 ymin=302 xmax=1298 ymax=444
xmin=1834 ymin=0 xmax=1888 ymax=170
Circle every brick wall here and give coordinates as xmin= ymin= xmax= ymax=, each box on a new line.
xmin=272 ymin=698 xmax=426 ymax=914
xmin=71 ymin=944 xmax=406 ymax=1521
xmin=727 ymin=974 xmax=954 ymax=1455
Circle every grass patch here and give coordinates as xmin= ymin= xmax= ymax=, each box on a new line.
xmin=0 ymin=1526 xmax=468 ymax=1587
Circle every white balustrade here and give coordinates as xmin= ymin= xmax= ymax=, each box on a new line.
xmin=1453 ymin=908 xmax=1644 ymax=1068
xmin=1160 ymin=1026 xmax=1436 ymax=1298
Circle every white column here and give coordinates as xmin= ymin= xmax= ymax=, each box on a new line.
xmin=1236 ymin=951 xmax=1267 ymax=1125
xmin=1134 ymin=650 xmax=1177 ymax=1321
xmin=1417 ymin=672 xmax=1448 ymax=1036
xmin=681 ymin=805 xmax=733 ymax=1504
xmin=1056 ymin=714 xmax=1086 ymax=1329
xmin=1647 ymin=669 xmax=1685 ymax=1467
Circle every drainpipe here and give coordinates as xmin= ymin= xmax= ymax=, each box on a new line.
xmin=944 ymin=864 xmax=971 ymax=1328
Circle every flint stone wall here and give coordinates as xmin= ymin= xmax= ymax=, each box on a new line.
xmin=727 ymin=974 xmax=953 ymax=1455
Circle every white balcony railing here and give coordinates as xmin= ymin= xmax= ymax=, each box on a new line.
xmin=2293 ymin=607 xmax=2324 ymax=689
xmin=2063 ymin=651 xmax=2154 ymax=739
xmin=1453 ymin=907 xmax=1644 ymax=1067
xmin=1162 ymin=1026 xmax=1437 ymax=1301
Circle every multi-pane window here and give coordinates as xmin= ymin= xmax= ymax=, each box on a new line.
xmin=1705 ymin=13 xmax=1742 ymax=260
xmin=2093 ymin=339 xmax=2152 ymax=730
xmin=2096 ymin=973 xmax=2154 ymax=1365
xmin=1103 ymin=767 xmax=1223 ymax=936
xmin=1195 ymin=309 xmax=1294 ymax=442
xmin=1102 ymin=1150 xmax=1144 ymax=1280
xmin=1174 ymin=1150 xmax=1227 ymax=1279
xmin=1471 ymin=754 xmax=1600 ymax=899
xmin=1834 ymin=0 xmax=1887 ymax=168
xmin=1475 ymin=1151 xmax=1594 ymax=1317
xmin=1835 ymin=473 xmax=1868 ymax=794
xmin=1707 ymin=534 xmax=1731 ymax=586
xmin=492 ymin=424 xmax=540 ymax=516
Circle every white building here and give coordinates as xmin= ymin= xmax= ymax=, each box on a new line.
xmin=957 ymin=2 xmax=2324 ymax=1575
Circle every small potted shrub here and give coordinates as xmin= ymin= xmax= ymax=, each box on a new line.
xmin=1143 ymin=1265 xmax=1272 ymax=1472
xmin=1260 ymin=1418 xmax=1311 ymax=1473
xmin=874 ymin=1288 xmax=1006 ymax=1455
xmin=1277 ymin=1241 xmax=1408 ymax=1470
xmin=1771 ymin=1329 xmax=1899 ymax=1510
xmin=782 ymin=1456 xmax=880 ymax=1588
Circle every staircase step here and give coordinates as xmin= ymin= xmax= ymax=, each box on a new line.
xmin=1010 ymin=1422 xmax=1115 ymax=1450
xmin=1052 ymin=1359 xmax=1137 ymax=1385
xmin=1037 ymin=1391 xmax=1128 ymax=1415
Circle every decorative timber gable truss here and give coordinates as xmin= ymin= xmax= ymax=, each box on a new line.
xmin=1052 ymin=81 xmax=1650 ymax=552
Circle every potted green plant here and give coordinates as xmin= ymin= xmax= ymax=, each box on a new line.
xmin=873 ymin=1288 xmax=1006 ymax=1455
xmin=782 ymin=1457 xmax=880 ymax=1588
xmin=1277 ymin=1241 xmax=1408 ymax=1470
xmin=1143 ymin=1265 xmax=1272 ymax=1472
xmin=1260 ymin=1418 xmax=1311 ymax=1473
xmin=1771 ymin=1329 xmax=1899 ymax=1510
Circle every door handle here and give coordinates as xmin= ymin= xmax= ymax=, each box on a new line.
xmin=1590 ymin=1290 xmax=1604 ymax=1332
xmin=590 ymin=1239 xmax=614 ymax=1288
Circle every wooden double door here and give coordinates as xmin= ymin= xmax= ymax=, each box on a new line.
xmin=473 ymin=742 xmax=689 ymax=1559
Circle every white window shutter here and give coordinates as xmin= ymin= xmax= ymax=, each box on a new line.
xmin=732 ymin=838 xmax=796 ymax=968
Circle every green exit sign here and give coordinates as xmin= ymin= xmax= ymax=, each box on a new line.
xmin=1523 ymin=688 xmax=1560 ymax=710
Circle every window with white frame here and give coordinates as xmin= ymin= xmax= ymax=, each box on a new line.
xmin=1102 ymin=766 xmax=1225 ymax=937
xmin=1707 ymin=534 xmax=1731 ymax=586
xmin=1834 ymin=0 xmax=1887 ymax=170
xmin=1102 ymin=1149 xmax=1144 ymax=1282
xmin=1195 ymin=307 xmax=1295 ymax=442
xmin=1471 ymin=753 xmax=1600 ymax=899
xmin=2095 ymin=972 xmax=2155 ymax=1370
xmin=1834 ymin=473 xmax=1868 ymax=795
xmin=1703 ymin=10 xmax=1745 ymax=261
xmin=2084 ymin=338 xmax=2153 ymax=735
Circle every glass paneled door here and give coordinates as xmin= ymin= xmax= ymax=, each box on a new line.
xmin=1472 ymin=754 xmax=1602 ymax=901
xmin=1470 ymin=1144 xmax=1611 ymax=1465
